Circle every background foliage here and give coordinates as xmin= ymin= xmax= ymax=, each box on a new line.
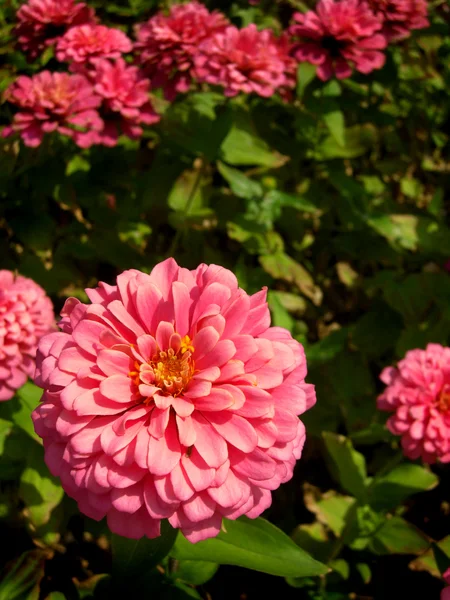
xmin=1 ymin=0 xmax=450 ymax=598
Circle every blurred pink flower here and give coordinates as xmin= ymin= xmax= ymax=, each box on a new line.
xmin=378 ymin=343 xmax=450 ymax=464
xmin=289 ymin=0 xmax=387 ymax=81
xmin=195 ymin=24 xmax=294 ymax=98
xmin=442 ymin=569 xmax=450 ymax=600
xmin=2 ymin=71 xmax=103 ymax=148
xmin=368 ymin=0 xmax=429 ymax=41
xmin=32 ymin=258 xmax=315 ymax=543
xmin=134 ymin=2 xmax=228 ymax=100
xmin=15 ymin=0 xmax=95 ymax=59
xmin=84 ymin=58 xmax=160 ymax=147
xmin=56 ymin=24 xmax=132 ymax=64
xmin=0 ymin=271 xmax=54 ymax=401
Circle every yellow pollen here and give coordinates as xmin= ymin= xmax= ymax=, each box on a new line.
xmin=150 ymin=336 xmax=195 ymax=396
xmin=180 ymin=335 xmax=195 ymax=355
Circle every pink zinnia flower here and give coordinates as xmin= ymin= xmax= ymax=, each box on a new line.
xmin=442 ymin=569 xmax=450 ymax=600
xmin=368 ymin=0 xmax=429 ymax=41
xmin=289 ymin=0 xmax=387 ymax=81
xmin=79 ymin=58 xmax=160 ymax=147
xmin=378 ymin=343 xmax=450 ymax=464
xmin=15 ymin=0 xmax=95 ymax=60
xmin=32 ymin=259 xmax=315 ymax=543
xmin=0 ymin=271 xmax=54 ymax=402
xmin=195 ymin=25 xmax=294 ymax=98
xmin=56 ymin=24 xmax=132 ymax=64
xmin=2 ymin=71 xmax=103 ymax=148
xmin=134 ymin=2 xmax=228 ymax=100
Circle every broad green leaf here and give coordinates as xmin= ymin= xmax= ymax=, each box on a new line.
xmin=111 ymin=520 xmax=178 ymax=583
xmin=313 ymin=125 xmax=377 ymax=160
xmin=170 ymin=517 xmax=327 ymax=578
xmin=304 ymin=489 xmax=355 ymax=537
xmin=0 ymin=418 xmax=12 ymax=454
xmin=369 ymin=463 xmax=438 ymax=511
xmin=172 ymin=560 xmax=219 ymax=585
xmin=368 ymin=214 xmax=450 ymax=254
xmin=168 ymin=169 xmax=211 ymax=215
xmin=323 ymin=111 xmax=345 ymax=147
xmin=19 ymin=444 xmax=64 ymax=527
xmin=268 ymin=291 xmax=294 ymax=332
xmin=322 ymin=433 xmax=368 ymax=501
xmin=217 ymin=161 xmax=263 ymax=200
xmin=9 ymin=382 xmax=42 ymax=445
xmin=410 ymin=536 xmax=450 ymax=578
xmin=297 ymin=63 xmax=316 ymax=97
xmin=264 ymin=190 xmax=318 ymax=213
xmin=369 ymin=516 xmax=429 ymax=555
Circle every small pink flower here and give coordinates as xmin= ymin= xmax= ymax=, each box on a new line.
xmin=0 ymin=271 xmax=54 ymax=401
xmin=32 ymin=259 xmax=315 ymax=543
xmin=289 ymin=0 xmax=387 ymax=81
xmin=134 ymin=2 xmax=228 ymax=100
xmin=442 ymin=569 xmax=450 ymax=600
xmin=378 ymin=343 xmax=450 ymax=464
xmin=195 ymin=24 xmax=294 ymax=98
xmin=15 ymin=0 xmax=95 ymax=60
xmin=81 ymin=58 xmax=160 ymax=147
xmin=368 ymin=0 xmax=429 ymax=41
xmin=2 ymin=71 xmax=103 ymax=148
xmin=56 ymin=24 xmax=132 ymax=64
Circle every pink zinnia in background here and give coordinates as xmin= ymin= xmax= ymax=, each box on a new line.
xmin=367 ymin=0 xmax=429 ymax=41
xmin=15 ymin=0 xmax=95 ymax=59
xmin=56 ymin=24 xmax=132 ymax=64
xmin=32 ymin=259 xmax=315 ymax=542
xmin=378 ymin=343 xmax=450 ymax=464
xmin=134 ymin=2 xmax=228 ymax=100
xmin=289 ymin=0 xmax=387 ymax=81
xmin=84 ymin=58 xmax=160 ymax=147
xmin=2 ymin=71 xmax=103 ymax=148
xmin=0 ymin=271 xmax=54 ymax=401
xmin=195 ymin=24 xmax=294 ymax=98
xmin=442 ymin=568 xmax=450 ymax=600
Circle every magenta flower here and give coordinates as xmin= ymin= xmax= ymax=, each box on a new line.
xmin=2 ymin=71 xmax=103 ymax=148
xmin=195 ymin=25 xmax=294 ymax=98
xmin=56 ymin=24 xmax=132 ymax=64
xmin=0 ymin=271 xmax=54 ymax=402
xmin=84 ymin=58 xmax=160 ymax=147
xmin=32 ymin=259 xmax=315 ymax=542
xmin=378 ymin=343 xmax=450 ymax=464
xmin=289 ymin=0 xmax=387 ymax=81
xmin=134 ymin=2 xmax=228 ymax=100
xmin=15 ymin=0 xmax=95 ymax=60
xmin=368 ymin=0 xmax=429 ymax=41
xmin=442 ymin=569 xmax=450 ymax=600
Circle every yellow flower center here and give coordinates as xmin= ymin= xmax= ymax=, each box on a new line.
xmin=151 ymin=335 xmax=195 ymax=396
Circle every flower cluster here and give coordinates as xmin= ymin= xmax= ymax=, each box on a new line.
xmin=3 ymin=0 xmax=430 ymax=147
xmin=32 ymin=259 xmax=316 ymax=542
xmin=0 ymin=270 xmax=54 ymax=401
xmin=378 ymin=343 xmax=450 ymax=464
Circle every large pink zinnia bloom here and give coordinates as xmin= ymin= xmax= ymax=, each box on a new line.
xmin=32 ymin=259 xmax=316 ymax=542
xmin=15 ymin=0 xmax=95 ymax=59
xmin=195 ymin=25 xmax=294 ymax=98
xmin=378 ymin=343 xmax=450 ymax=464
xmin=2 ymin=71 xmax=103 ymax=148
xmin=0 ymin=271 xmax=54 ymax=401
xmin=368 ymin=0 xmax=429 ymax=41
xmin=289 ymin=0 xmax=387 ymax=81
xmin=134 ymin=2 xmax=228 ymax=100
xmin=81 ymin=58 xmax=160 ymax=147
xmin=56 ymin=24 xmax=132 ymax=64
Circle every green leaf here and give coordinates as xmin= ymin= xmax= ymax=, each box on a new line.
xmin=410 ymin=536 xmax=450 ymax=578
xmin=217 ymin=161 xmax=263 ymax=200
xmin=19 ymin=444 xmax=64 ymax=528
xmin=0 ymin=418 xmax=13 ymax=454
xmin=369 ymin=463 xmax=439 ymax=511
xmin=322 ymin=433 xmax=368 ymax=501
xmin=264 ymin=190 xmax=318 ymax=214
xmin=0 ymin=549 xmax=47 ymax=600
xmin=313 ymin=125 xmax=377 ymax=160
xmin=172 ymin=560 xmax=219 ymax=585
xmin=323 ymin=111 xmax=346 ymax=147
xmin=296 ymin=63 xmax=316 ymax=97
xmin=369 ymin=516 xmax=429 ymax=555
xmin=170 ymin=517 xmax=327 ymax=578
xmin=9 ymin=382 xmax=42 ymax=445
xmin=111 ymin=520 xmax=178 ymax=584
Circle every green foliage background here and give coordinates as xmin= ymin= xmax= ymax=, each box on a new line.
xmin=0 ymin=0 xmax=450 ymax=599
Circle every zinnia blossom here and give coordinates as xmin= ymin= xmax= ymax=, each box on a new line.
xmin=84 ymin=58 xmax=160 ymax=147
xmin=367 ymin=0 xmax=429 ymax=41
xmin=56 ymin=24 xmax=133 ymax=64
xmin=0 ymin=271 xmax=54 ymax=401
xmin=378 ymin=343 xmax=450 ymax=464
xmin=2 ymin=71 xmax=103 ymax=148
xmin=195 ymin=25 xmax=294 ymax=98
xmin=15 ymin=0 xmax=95 ymax=60
xmin=134 ymin=2 xmax=228 ymax=100
xmin=32 ymin=259 xmax=315 ymax=542
xmin=289 ymin=0 xmax=387 ymax=81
